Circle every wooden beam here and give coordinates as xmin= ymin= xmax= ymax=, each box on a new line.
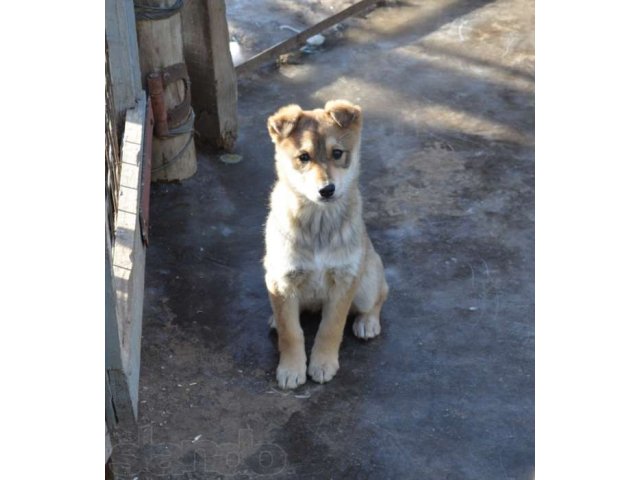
xmin=236 ymin=0 xmax=381 ymax=76
xmin=181 ymin=0 xmax=238 ymax=150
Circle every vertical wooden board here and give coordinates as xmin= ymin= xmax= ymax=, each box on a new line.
xmin=107 ymin=210 xmax=136 ymax=426
xmin=181 ymin=0 xmax=237 ymax=150
xmin=125 ymin=215 xmax=146 ymax=418
xmin=105 ymin=224 xmax=122 ymax=372
xmin=106 ymin=0 xmax=142 ymax=125
xmin=208 ymin=0 xmax=238 ymax=150
xmin=110 ymin=98 xmax=148 ymax=423
xmin=106 ymin=242 xmax=135 ymax=426
xmin=106 ymin=0 xmax=149 ymax=428
xmin=106 ymin=229 xmax=126 ymax=430
xmin=113 ymin=99 xmax=145 ymax=374
xmin=180 ymin=0 xmax=210 ymax=114
xmin=106 ymin=369 xmax=136 ymax=424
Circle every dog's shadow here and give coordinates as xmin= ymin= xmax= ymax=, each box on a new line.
xmin=268 ymin=310 xmax=361 ymax=352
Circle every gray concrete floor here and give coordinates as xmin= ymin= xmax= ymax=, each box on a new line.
xmin=112 ymin=0 xmax=534 ymax=478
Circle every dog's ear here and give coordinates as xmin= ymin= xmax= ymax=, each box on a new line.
xmin=325 ymin=99 xmax=362 ymax=129
xmin=267 ymin=104 xmax=302 ymax=141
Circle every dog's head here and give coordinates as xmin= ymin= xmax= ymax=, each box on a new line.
xmin=267 ymin=100 xmax=363 ymax=204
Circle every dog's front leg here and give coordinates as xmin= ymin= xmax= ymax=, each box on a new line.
xmin=308 ymin=276 xmax=358 ymax=383
xmin=268 ymin=290 xmax=307 ymax=389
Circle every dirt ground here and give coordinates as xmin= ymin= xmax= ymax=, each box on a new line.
xmin=111 ymin=0 xmax=534 ymax=478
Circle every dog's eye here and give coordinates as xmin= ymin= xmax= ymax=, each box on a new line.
xmin=332 ymin=149 xmax=343 ymax=160
xmin=298 ymin=152 xmax=311 ymax=163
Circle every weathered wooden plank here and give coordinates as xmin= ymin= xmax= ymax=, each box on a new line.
xmin=182 ymin=0 xmax=238 ymax=150
xmin=236 ymin=0 xmax=381 ymax=76
xmin=106 ymin=0 xmax=142 ymax=126
xmin=106 ymin=225 xmax=125 ymax=430
xmin=106 ymin=223 xmax=135 ymax=427
xmin=136 ymin=0 xmax=197 ymax=181
xmin=106 ymin=369 xmax=136 ymax=424
xmin=110 ymin=98 xmax=148 ymax=422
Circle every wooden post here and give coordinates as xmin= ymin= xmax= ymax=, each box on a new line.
xmin=136 ymin=0 xmax=197 ymax=181
xmin=181 ymin=0 xmax=238 ymax=151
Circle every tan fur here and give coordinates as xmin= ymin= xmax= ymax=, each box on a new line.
xmin=264 ymin=99 xmax=389 ymax=389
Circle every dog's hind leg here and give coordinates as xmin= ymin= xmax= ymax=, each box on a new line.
xmin=268 ymin=286 xmax=307 ymax=389
xmin=352 ymin=242 xmax=388 ymax=340
xmin=353 ymin=293 xmax=386 ymax=340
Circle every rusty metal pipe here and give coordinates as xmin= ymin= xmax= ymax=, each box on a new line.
xmin=148 ymin=72 xmax=169 ymax=138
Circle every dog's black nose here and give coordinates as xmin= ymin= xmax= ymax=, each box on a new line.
xmin=319 ymin=183 xmax=335 ymax=198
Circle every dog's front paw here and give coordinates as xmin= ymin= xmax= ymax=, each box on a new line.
xmin=353 ymin=314 xmax=381 ymax=340
xmin=276 ymin=360 xmax=307 ymax=389
xmin=308 ymin=354 xmax=339 ymax=384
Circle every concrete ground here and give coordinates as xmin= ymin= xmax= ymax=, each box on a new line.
xmin=112 ymin=0 xmax=534 ymax=478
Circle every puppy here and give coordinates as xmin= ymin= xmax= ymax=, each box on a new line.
xmin=263 ymin=99 xmax=389 ymax=389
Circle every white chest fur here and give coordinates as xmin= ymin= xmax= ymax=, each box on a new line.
xmin=264 ymin=183 xmax=365 ymax=304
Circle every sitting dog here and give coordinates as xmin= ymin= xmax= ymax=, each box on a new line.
xmin=263 ymin=99 xmax=389 ymax=389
